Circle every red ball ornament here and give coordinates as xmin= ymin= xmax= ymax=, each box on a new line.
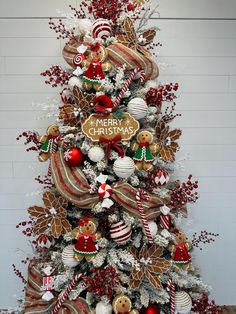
xmin=154 ymin=168 xmax=170 ymax=186
xmin=127 ymin=3 xmax=135 ymax=11
xmin=64 ymin=148 xmax=84 ymax=167
xmin=140 ymin=304 xmax=160 ymax=314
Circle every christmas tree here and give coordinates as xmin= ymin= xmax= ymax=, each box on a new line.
xmin=16 ymin=1 xmax=225 ymax=313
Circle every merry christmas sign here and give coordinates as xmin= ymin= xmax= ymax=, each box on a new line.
xmin=82 ymin=113 xmax=139 ymax=141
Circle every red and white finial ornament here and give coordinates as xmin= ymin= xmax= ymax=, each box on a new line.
xmin=154 ymin=168 xmax=170 ymax=186
xmin=110 ymin=221 xmax=132 ymax=245
xmin=91 ymin=18 xmax=112 ymax=40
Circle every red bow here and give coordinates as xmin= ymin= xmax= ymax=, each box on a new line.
xmin=78 ymin=216 xmax=89 ymax=226
xmin=47 ymin=135 xmax=58 ymax=140
xmin=99 ymin=135 xmax=124 ymax=161
xmin=139 ymin=142 xmax=150 ymax=147
xmin=90 ymin=42 xmax=101 ymax=51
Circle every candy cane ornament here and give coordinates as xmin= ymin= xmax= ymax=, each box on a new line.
xmin=51 ymin=273 xmax=83 ymax=314
xmin=167 ymin=279 xmax=175 ymax=314
xmin=136 ymin=189 xmax=153 ymax=244
xmin=113 ymin=68 xmax=145 ymax=108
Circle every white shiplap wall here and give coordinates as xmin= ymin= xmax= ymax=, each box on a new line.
xmin=0 ymin=0 xmax=235 ymax=308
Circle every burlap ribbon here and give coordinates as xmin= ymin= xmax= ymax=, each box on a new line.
xmin=51 ymin=150 xmax=169 ymax=220
xmin=24 ymin=262 xmax=93 ymax=314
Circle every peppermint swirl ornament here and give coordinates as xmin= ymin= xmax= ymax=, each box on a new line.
xmin=73 ymin=53 xmax=85 ymax=67
xmin=98 ymin=183 xmax=112 ymax=198
xmin=91 ymin=18 xmax=112 ymax=40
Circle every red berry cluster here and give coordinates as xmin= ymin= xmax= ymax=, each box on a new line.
xmin=41 ymin=65 xmax=70 ymax=88
xmin=161 ymin=102 xmax=181 ymax=123
xmin=35 ymin=174 xmax=54 ymax=189
xmin=192 ymin=293 xmax=227 ymax=314
xmin=69 ymin=4 xmax=86 ymax=19
xmin=192 ymin=230 xmax=219 ymax=251
xmin=145 ymin=83 xmax=179 ymax=107
xmin=16 ymin=131 xmax=40 ymax=152
xmin=49 ymin=18 xmax=75 ymax=40
xmin=12 ymin=264 xmax=27 ymax=285
xmin=16 ymin=220 xmax=33 ymax=237
xmin=171 ymin=175 xmax=199 ymax=207
xmin=83 ymin=266 xmax=120 ymax=299
xmin=84 ymin=0 xmax=135 ymax=23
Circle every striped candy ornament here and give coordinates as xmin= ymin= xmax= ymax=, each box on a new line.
xmin=110 ymin=221 xmax=132 ymax=245
xmin=167 ymin=279 xmax=175 ymax=314
xmin=160 ymin=214 xmax=171 ymax=230
xmin=98 ymin=183 xmax=112 ymax=198
xmin=136 ymin=189 xmax=153 ymax=243
xmin=175 ymin=291 xmax=192 ymax=314
xmin=113 ymin=156 xmax=135 ymax=179
xmin=62 ymin=245 xmax=79 ymax=268
xmin=91 ymin=18 xmax=112 ymax=39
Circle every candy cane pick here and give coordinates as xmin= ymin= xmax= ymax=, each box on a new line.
xmin=136 ymin=189 xmax=153 ymax=244
xmin=51 ymin=273 xmax=83 ymax=314
xmin=167 ymin=279 xmax=175 ymax=314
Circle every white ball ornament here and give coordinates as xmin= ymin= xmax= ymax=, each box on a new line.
xmin=96 ymin=301 xmax=112 ymax=314
xmin=62 ymin=245 xmax=79 ymax=268
xmin=147 ymin=221 xmax=158 ymax=237
xmin=175 ymin=291 xmax=192 ymax=314
xmin=92 ymin=18 xmax=112 ymax=39
xmin=113 ymin=157 xmax=135 ymax=179
xmin=68 ymin=76 xmax=82 ymax=90
xmin=77 ymin=18 xmax=93 ymax=36
xmin=88 ymin=146 xmax=105 ymax=162
xmin=110 ymin=221 xmax=132 ymax=245
xmin=127 ymin=97 xmax=148 ymax=120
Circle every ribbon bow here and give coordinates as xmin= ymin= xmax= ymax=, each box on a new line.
xmin=90 ymin=42 xmax=101 ymax=51
xmin=99 ymin=135 xmax=124 ymax=161
xmin=78 ymin=216 xmax=89 ymax=226
xmin=51 ymin=151 xmax=170 ymax=220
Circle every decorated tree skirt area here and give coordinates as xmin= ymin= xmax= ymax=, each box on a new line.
xmin=13 ymin=0 xmax=227 ymax=313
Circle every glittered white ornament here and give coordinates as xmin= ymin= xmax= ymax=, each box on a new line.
xmin=175 ymin=291 xmax=192 ymax=314
xmin=92 ymin=18 xmax=112 ymax=39
xmin=88 ymin=146 xmax=105 ymax=162
xmin=147 ymin=221 xmax=158 ymax=237
xmin=77 ymin=18 xmax=93 ymax=36
xmin=113 ymin=157 xmax=135 ymax=179
xmin=62 ymin=245 xmax=79 ymax=267
xmin=68 ymin=76 xmax=82 ymax=90
xmin=127 ymin=97 xmax=148 ymax=120
xmin=110 ymin=221 xmax=132 ymax=244
xmin=96 ymin=301 xmax=112 ymax=314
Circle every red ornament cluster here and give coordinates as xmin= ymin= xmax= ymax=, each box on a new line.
xmin=140 ymin=303 xmax=160 ymax=314
xmin=41 ymin=65 xmax=70 ymax=88
xmin=192 ymin=293 xmax=227 ymax=314
xmin=171 ymin=175 xmax=199 ymax=207
xmin=83 ymin=266 xmax=120 ymax=299
xmin=192 ymin=230 xmax=219 ymax=251
xmin=16 ymin=131 xmax=40 ymax=152
xmin=145 ymin=83 xmax=179 ymax=108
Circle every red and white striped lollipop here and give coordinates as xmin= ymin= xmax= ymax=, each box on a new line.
xmin=91 ymin=18 xmax=112 ymax=40
xmin=110 ymin=221 xmax=132 ymax=245
xmin=98 ymin=183 xmax=112 ymax=198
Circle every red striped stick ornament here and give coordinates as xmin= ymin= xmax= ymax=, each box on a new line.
xmin=113 ymin=68 xmax=145 ymax=108
xmin=136 ymin=189 xmax=153 ymax=244
xmin=167 ymin=279 xmax=175 ymax=314
xmin=51 ymin=273 xmax=83 ymax=314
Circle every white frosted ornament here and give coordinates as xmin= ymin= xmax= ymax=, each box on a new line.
xmin=147 ymin=221 xmax=158 ymax=237
xmin=77 ymin=18 xmax=93 ymax=36
xmin=68 ymin=76 xmax=82 ymax=90
xmin=175 ymin=291 xmax=192 ymax=314
xmin=113 ymin=157 xmax=135 ymax=179
xmin=88 ymin=146 xmax=105 ymax=162
xmin=127 ymin=97 xmax=148 ymax=120
xmin=92 ymin=18 xmax=112 ymax=39
xmin=96 ymin=301 xmax=112 ymax=314
xmin=110 ymin=221 xmax=132 ymax=244
xmin=62 ymin=245 xmax=79 ymax=267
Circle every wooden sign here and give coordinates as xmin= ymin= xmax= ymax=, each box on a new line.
xmin=82 ymin=113 xmax=140 ymax=142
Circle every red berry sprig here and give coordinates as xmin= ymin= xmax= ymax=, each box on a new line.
xmin=41 ymin=65 xmax=70 ymax=88
xmin=16 ymin=131 xmax=40 ymax=152
xmin=161 ymin=102 xmax=181 ymax=123
xmin=192 ymin=231 xmax=219 ymax=250
xmin=171 ymin=175 xmax=199 ymax=207
xmin=192 ymin=293 xmax=227 ymax=314
xmin=35 ymin=174 xmax=54 ymax=189
xmin=145 ymin=83 xmax=179 ymax=108
xmin=16 ymin=220 xmax=33 ymax=237
xmin=12 ymin=264 xmax=27 ymax=285
xmin=69 ymin=4 xmax=86 ymax=19
xmin=83 ymin=266 xmax=120 ymax=299
xmin=49 ymin=18 xmax=75 ymax=40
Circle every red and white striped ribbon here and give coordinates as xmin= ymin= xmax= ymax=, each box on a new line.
xmin=167 ymin=279 xmax=175 ymax=314
xmin=51 ymin=273 xmax=83 ymax=314
xmin=136 ymin=189 xmax=153 ymax=244
xmin=113 ymin=68 xmax=145 ymax=108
